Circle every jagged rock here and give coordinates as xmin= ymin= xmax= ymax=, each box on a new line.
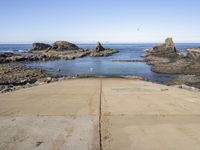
xmin=145 ymin=38 xmax=180 ymax=59
xmin=95 ymin=42 xmax=105 ymax=52
xmin=52 ymin=41 xmax=79 ymax=51
xmin=142 ymin=38 xmax=187 ymax=74
xmin=90 ymin=42 xmax=119 ymax=57
xmin=186 ymin=47 xmax=200 ymax=61
xmin=31 ymin=43 xmax=51 ymax=51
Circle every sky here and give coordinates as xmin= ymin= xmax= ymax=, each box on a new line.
xmin=0 ymin=0 xmax=200 ymax=44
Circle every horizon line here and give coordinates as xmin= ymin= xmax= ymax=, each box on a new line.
xmin=0 ymin=42 xmax=200 ymax=45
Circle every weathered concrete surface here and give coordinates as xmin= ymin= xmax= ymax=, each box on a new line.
xmin=0 ymin=79 xmax=100 ymax=150
xmin=101 ymin=78 xmax=200 ymax=150
xmin=1 ymin=78 xmax=200 ymax=150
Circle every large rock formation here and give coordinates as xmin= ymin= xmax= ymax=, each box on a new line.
xmin=142 ymin=38 xmax=186 ymax=74
xmin=52 ymin=41 xmax=80 ymax=51
xmin=144 ymin=38 xmax=180 ymax=59
xmin=90 ymin=42 xmax=119 ymax=57
xmin=142 ymin=38 xmax=200 ymax=88
xmin=31 ymin=43 xmax=51 ymax=51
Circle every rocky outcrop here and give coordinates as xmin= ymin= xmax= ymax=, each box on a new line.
xmin=143 ymin=38 xmax=187 ymax=74
xmin=95 ymin=42 xmax=105 ymax=52
xmin=0 ymin=53 xmax=19 ymax=63
xmin=90 ymin=42 xmax=119 ymax=57
xmin=186 ymin=47 xmax=200 ymax=61
xmin=0 ymin=63 xmax=52 ymax=93
xmin=142 ymin=38 xmax=200 ymax=88
xmin=0 ymin=50 xmax=91 ymax=63
xmin=144 ymin=38 xmax=181 ymax=62
xmin=31 ymin=43 xmax=51 ymax=51
xmin=0 ymin=41 xmax=119 ymax=63
xmin=52 ymin=41 xmax=80 ymax=51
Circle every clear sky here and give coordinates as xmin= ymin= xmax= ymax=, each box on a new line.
xmin=0 ymin=0 xmax=200 ymax=43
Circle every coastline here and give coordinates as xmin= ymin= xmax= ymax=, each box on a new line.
xmin=1 ymin=41 xmax=200 ymax=93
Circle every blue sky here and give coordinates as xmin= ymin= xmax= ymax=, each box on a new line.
xmin=0 ymin=0 xmax=200 ymax=43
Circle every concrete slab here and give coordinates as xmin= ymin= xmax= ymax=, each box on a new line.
xmin=0 ymin=78 xmax=100 ymax=116
xmin=101 ymin=78 xmax=200 ymax=150
xmin=0 ymin=116 xmax=99 ymax=150
xmin=0 ymin=78 xmax=100 ymax=150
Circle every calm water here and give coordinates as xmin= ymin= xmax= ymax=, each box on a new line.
xmin=0 ymin=43 xmax=200 ymax=83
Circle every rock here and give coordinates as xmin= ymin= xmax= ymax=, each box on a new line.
xmin=0 ymin=49 xmax=91 ymax=63
xmin=52 ymin=41 xmax=79 ymax=51
xmin=151 ymin=59 xmax=190 ymax=74
xmin=90 ymin=42 xmax=119 ymax=57
xmin=0 ymin=64 xmax=47 ymax=86
xmin=0 ymin=52 xmax=17 ymax=57
xmin=0 ymin=53 xmax=19 ymax=63
xmin=166 ymin=75 xmax=200 ymax=89
xmin=144 ymin=38 xmax=181 ymax=59
xmin=142 ymin=38 xmax=188 ymax=75
xmin=46 ymin=77 xmax=52 ymax=83
xmin=186 ymin=47 xmax=200 ymax=61
xmin=95 ymin=42 xmax=105 ymax=52
xmin=31 ymin=43 xmax=51 ymax=51
xmin=171 ymin=84 xmax=200 ymax=92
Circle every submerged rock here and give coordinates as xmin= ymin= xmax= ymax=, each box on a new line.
xmin=52 ymin=41 xmax=80 ymax=51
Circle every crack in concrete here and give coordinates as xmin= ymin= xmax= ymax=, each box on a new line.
xmin=99 ymin=79 xmax=103 ymax=150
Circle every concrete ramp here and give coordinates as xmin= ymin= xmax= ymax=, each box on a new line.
xmin=1 ymin=78 xmax=200 ymax=150
xmin=101 ymin=78 xmax=200 ymax=150
xmin=0 ymin=79 xmax=100 ymax=150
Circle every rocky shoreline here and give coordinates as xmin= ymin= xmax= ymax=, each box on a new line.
xmin=143 ymin=38 xmax=200 ymax=89
xmin=0 ymin=63 xmax=49 ymax=93
xmin=0 ymin=41 xmax=120 ymax=93
xmin=0 ymin=41 xmax=119 ymax=63
xmin=1 ymin=39 xmax=200 ymax=93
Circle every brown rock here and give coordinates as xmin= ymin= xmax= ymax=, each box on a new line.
xmin=145 ymin=38 xmax=180 ymax=58
xmin=31 ymin=43 xmax=51 ymax=51
xmin=52 ymin=41 xmax=79 ymax=51
xmin=186 ymin=47 xmax=200 ymax=61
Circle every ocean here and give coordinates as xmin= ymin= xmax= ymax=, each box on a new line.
xmin=1 ymin=43 xmax=200 ymax=83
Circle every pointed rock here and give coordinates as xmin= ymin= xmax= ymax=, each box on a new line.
xmin=95 ymin=42 xmax=105 ymax=52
